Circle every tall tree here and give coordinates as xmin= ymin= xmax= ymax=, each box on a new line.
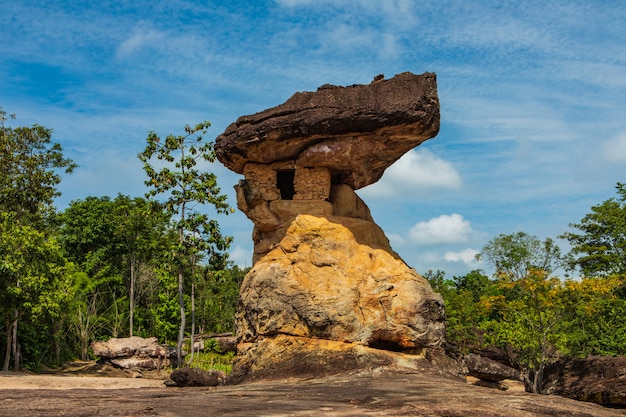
xmin=58 ymin=195 xmax=172 ymax=341
xmin=476 ymin=232 xmax=564 ymax=281
xmin=477 ymin=233 xmax=567 ymax=393
xmin=0 ymin=212 xmax=71 ymax=370
xmin=481 ymin=269 xmax=570 ymax=394
xmin=560 ymin=182 xmax=626 ymax=277
xmin=138 ymin=121 xmax=232 ymax=366
xmin=112 ymin=194 xmax=169 ymax=336
xmin=0 ymin=108 xmax=75 ymax=370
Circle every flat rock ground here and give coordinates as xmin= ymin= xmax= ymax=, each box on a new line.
xmin=1 ymin=366 xmax=625 ymax=417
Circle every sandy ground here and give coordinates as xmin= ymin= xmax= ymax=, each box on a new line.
xmin=0 ymin=372 xmax=167 ymax=390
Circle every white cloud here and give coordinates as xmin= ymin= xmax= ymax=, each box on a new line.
xmin=408 ymin=214 xmax=473 ymax=246
xmin=228 ymin=245 xmax=253 ymax=269
xmin=603 ymin=132 xmax=626 ymax=163
xmin=358 ymin=149 xmax=461 ymax=199
xmin=117 ymin=22 xmax=165 ymax=59
xmin=444 ymin=248 xmax=480 ymax=266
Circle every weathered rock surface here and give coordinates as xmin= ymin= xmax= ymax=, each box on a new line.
xmin=92 ymin=336 xmax=175 ymax=370
xmin=187 ymin=333 xmax=237 ymax=354
xmin=465 ymin=353 xmax=520 ymax=382
xmin=4 ymin=368 xmax=626 ymax=417
xmin=240 ymin=177 xmax=398 ymax=262
xmin=228 ymin=336 xmax=458 ymax=384
xmin=231 ymin=215 xmax=445 ymax=380
xmin=168 ymin=367 xmax=225 ymax=387
xmin=542 ymin=355 xmax=626 ymax=407
xmin=215 ymin=72 xmax=440 ymax=189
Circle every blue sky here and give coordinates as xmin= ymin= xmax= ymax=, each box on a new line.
xmin=2 ymin=0 xmax=625 ymax=278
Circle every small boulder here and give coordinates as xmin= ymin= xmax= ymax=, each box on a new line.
xmin=465 ymin=353 xmax=519 ymax=382
xmin=168 ymin=368 xmax=225 ymax=387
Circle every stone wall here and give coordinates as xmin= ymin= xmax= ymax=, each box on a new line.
xmin=242 ymin=162 xmax=331 ymax=203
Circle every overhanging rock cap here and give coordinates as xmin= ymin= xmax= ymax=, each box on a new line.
xmin=215 ymin=71 xmax=440 ymax=189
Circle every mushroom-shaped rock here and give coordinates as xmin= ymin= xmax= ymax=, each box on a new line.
xmin=215 ymin=72 xmax=439 ymax=189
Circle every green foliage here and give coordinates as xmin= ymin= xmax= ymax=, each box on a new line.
xmin=186 ymin=350 xmax=235 ymax=374
xmin=425 ymin=269 xmax=496 ymax=353
xmin=560 ymin=182 xmax=626 ymax=277
xmin=0 ymin=108 xmax=76 ymax=371
xmin=0 ymin=210 xmax=74 ymax=370
xmin=138 ymin=121 xmax=233 ymax=366
xmin=435 ymin=230 xmax=626 ymax=394
xmin=0 ymin=108 xmax=244 ymax=371
xmin=0 ymin=107 xmax=76 ymax=223
xmin=199 ymin=266 xmax=247 ymax=334
xmin=560 ymin=276 xmax=626 ymax=357
xmin=476 ymin=232 xmax=564 ymax=280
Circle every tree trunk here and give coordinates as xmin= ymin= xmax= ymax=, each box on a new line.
xmin=533 ymin=363 xmax=545 ymax=394
xmin=188 ymin=263 xmax=196 ymax=366
xmin=176 ymin=266 xmax=186 ymax=368
xmin=3 ymin=319 xmax=12 ymax=371
xmin=129 ymin=254 xmax=136 ymax=337
xmin=11 ymin=310 xmax=19 ymax=371
xmin=52 ymin=318 xmax=63 ymax=367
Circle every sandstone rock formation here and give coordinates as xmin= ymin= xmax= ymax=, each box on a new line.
xmin=92 ymin=336 xmax=176 ymax=370
xmin=228 ymin=215 xmax=445 ymax=382
xmin=215 ymin=72 xmax=440 ymax=262
xmin=215 ymin=72 xmax=444 ymax=382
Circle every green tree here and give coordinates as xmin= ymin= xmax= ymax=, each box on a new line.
xmin=57 ymin=196 xmax=126 ymax=342
xmin=560 ymin=182 xmax=626 ymax=277
xmin=112 ymin=194 xmax=170 ymax=336
xmin=477 ymin=232 xmax=564 ymax=281
xmin=561 ymin=275 xmax=626 ymax=357
xmin=477 ymin=233 xmax=568 ymax=393
xmin=0 ymin=212 xmax=72 ymax=370
xmin=198 ymin=263 xmax=246 ymax=334
xmin=58 ymin=195 xmax=173 ymax=344
xmin=425 ymin=270 xmax=496 ymax=353
xmin=138 ymin=121 xmax=232 ymax=366
xmin=481 ymin=270 xmax=571 ymax=394
xmin=0 ymin=108 xmax=75 ymax=370
xmin=0 ymin=107 xmax=76 ymax=223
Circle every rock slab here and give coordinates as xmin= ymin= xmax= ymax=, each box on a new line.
xmin=542 ymin=355 xmax=626 ymax=407
xmin=92 ymin=336 xmax=175 ymax=370
xmin=215 ymin=72 xmax=440 ymax=190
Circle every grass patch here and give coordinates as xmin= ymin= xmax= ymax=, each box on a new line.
xmin=187 ymin=350 xmax=235 ymax=374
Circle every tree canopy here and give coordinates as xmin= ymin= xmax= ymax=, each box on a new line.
xmin=560 ymin=183 xmax=626 ymax=277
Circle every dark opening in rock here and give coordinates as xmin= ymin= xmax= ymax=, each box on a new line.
xmin=277 ymin=170 xmax=295 ymax=200
xmin=369 ymin=339 xmax=405 ymax=352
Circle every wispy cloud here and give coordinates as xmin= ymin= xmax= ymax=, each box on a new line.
xmin=603 ymin=132 xmax=626 ymax=163
xmin=117 ymin=22 xmax=165 ymax=59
